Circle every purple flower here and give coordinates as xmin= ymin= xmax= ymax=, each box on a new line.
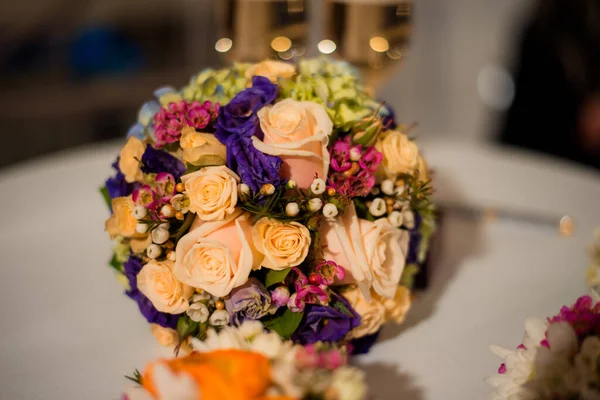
xmin=215 ymin=76 xmax=278 ymax=142
xmin=105 ymin=159 xmax=140 ymax=199
xmin=226 ymin=135 xmax=283 ymax=193
xmin=349 ymin=329 xmax=381 ymax=355
xmin=123 ymin=256 xmax=179 ymax=329
xmin=225 ymin=278 xmax=275 ymax=325
xmin=292 ymin=294 xmax=360 ymax=345
xmin=140 ymin=145 xmax=186 ymax=179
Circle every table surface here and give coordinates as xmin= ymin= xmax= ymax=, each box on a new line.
xmin=0 ymin=139 xmax=598 ymax=400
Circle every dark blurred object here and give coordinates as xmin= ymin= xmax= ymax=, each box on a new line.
xmin=69 ymin=25 xmax=143 ymax=78
xmin=499 ymin=0 xmax=600 ymax=169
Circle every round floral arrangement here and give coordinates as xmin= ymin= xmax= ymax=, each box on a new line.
xmin=123 ymin=322 xmax=367 ymax=400
xmin=101 ymin=58 xmax=436 ymax=354
xmin=487 ymin=296 xmax=600 ymax=399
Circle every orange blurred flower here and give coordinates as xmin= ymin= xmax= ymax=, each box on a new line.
xmin=142 ymin=349 xmax=274 ymax=400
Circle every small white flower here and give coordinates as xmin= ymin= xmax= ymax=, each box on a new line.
xmin=209 ymin=309 xmax=230 ymax=326
xmin=403 ymin=210 xmax=415 ymax=229
xmin=186 ymin=302 xmax=209 ymax=323
xmin=349 ymin=147 xmax=362 ymax=161
xmin=286 ymin=202 xmax=300 ymax=217
xmin=260 ymin=184 xmax=276 ymax=196
xmin=159 ymin=222 xmax=170 ymax=230
xmin=396 ymin=182 xmax=406 ymax=196
xmin=151 ymin=228 xmax=170 ymax=244
xmin=170 ymin=194 xmax=189 ymax=213
xmin=132 ymin=205 xmax=147 ymax=220
xmin=286 ymin=180 xmax=297 ymax=189
xmin=160 ymin=204 xmax=176 ymax=218
xmin=238 ymin=183 xmax=251 ymax=197
xmin=369 ymin=198 xmax=387 ymax=217
xmin=388 ymin=211 xmax=403 ymax=227
xmin=381 ymin=179 xmax=396 ymax=196
xmin=323 ymin=203 xmax=339 ymax=219
xmin=310 ymin=178 xmax=326 ymax=195
xmin=167 ymin=251 xmax=176 ymax=262
xmin=135 ymin=223 xmax=149 ymax=234
xmin=330 ymin=366 xmax=368 ymax=400
xmin=146 ymin=244 xmax=162 ymax=259
xmin=238 ymin=321 xmax=265 ymax=340
xmin=308 ymin=198 xmax=323 ymax=212
xmin=191 ymin=292 xmax=212 ymax=303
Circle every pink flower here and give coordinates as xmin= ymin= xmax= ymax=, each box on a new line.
xmin=296 ymin=285 xmax=329 ymax=306
xmin=153 ymin=100 xmax=219 ymax=147
xmin=547 ymin=295 xmax=600 ymax=339
xmin=155 ymin=173 xmax=176 ymax=202
xmin=295 ymin=344 xmax=320 ymax=369
xmin=315 ymin=260 xmax=345 ymax=286
xmin=330 ymin=137 xmax=352 ymax=172
xmin=271 ymin=286 xmax=290 ymax=307
xmin=318 ymin=349 xmax=346 ymax=370
xmin=346 ymin=170 xmax=376 ymax=197
xmin=133 ymin=185 xmax=158 ymax=210
xmin=359 ymin=146 xmax=383 ymax=173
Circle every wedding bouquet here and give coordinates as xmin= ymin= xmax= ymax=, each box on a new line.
xmin=102 ymin=58 xmax=436 ymax=354
xmin=487 ymin=296 xmax=600 ymax=400
xmin=122 ymin=321 xmax=367 ymax=400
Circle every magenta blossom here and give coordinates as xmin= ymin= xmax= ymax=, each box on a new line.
xmin=315 ymin=261 xmax=345 ymax=286
xmin=319 ymin=349 xmax=346 ymax=370
xmin=287 ymin=268 xmax=330 ymax=312
xmin=271 ymin=286 xmax=290 ymax=307
xmin=330 ymin=137 xmax=352 ymax=172
xmin=133 ymin=185 xmax=158 ymax=210
xmin=295 ymin=344 xmax=320 ymax=369
xmin=359 ymin=146 xmax=383 ymax=173
xmin=153 ymin=100 xmax=218 ymax=147
xmin=547 ymin=295 xmax=600 ymax=340
xmin=155 ymin=173 xmax=176 ymax=202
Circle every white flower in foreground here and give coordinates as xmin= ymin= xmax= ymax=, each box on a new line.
xmin=486 ymin=318 xmax=547 ymax=400
xmin=209 ymin=309 xmax=229 ymax=326
xmin=330 ymin=366 xmax=368 ymax=400
xmin=124 ymin=363 xmax=198 ymax=400
xmin=186 ymin=302 xmax=209 ymax=323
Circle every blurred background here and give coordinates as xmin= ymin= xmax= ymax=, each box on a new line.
xmin=1 ymin=0 xmax=599 ymax=169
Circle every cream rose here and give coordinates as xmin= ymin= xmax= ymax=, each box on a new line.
xmin=375 ymin=130 xmax=420 ymax=178
xmin=343 ymin=287 xmax=386 ymax=339
xmin=180 ymin=126 xmax=226 ymax=166
xmin=320 ymin=202 xmax=409 ymax=299
xmin=150 ymin=324 xmax=179 ymax=347
xmin=181 ymin=166 xmax=239 ymax=221
xmin=375 ymin=285 xmax=412 ymax=324
xmin=105 ymin=196 xmax=140 ymax=238
xmin=253 ymin=218 xmax=311 ymax=270
xmin=119 ymin=136 xmax=145 ymax=183
xmin=253 ymin=99 xmax=333 ymax=188
xmin=137 ymin=260 xmax=193 ymax=314
xmin=416 ymin=155 xmax=430 ymax=182
xmin=174 ymin=210 xmax=259 ymax=297
xmin=246 ymin=60 xmax=296 ymax=83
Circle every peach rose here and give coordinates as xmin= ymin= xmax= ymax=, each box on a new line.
xmin=320 ymin=202 xmax=409 ymax=299
xmin=105 ymin=196 xmax=140 ymax=239
xmin=174 ymin=210 xmax=259 ymax=297
xmin=119 ymin=136 xmax=145 ymax=183
xmin=181 ymin=166 xmax=239 ymax=221
xmin=375 ymin=130 xmax=420 ymax=178
xmin=253 ymin=99 xmax=333 ymax=188
xmin=150 ymin=324 xmax=180 ymax=347
xmin=343 ymin=287 xmax=385 ymax=339
xmin=246 ymin=60 xmax=296 ymax=83
xmin=180 ymin=126 xmax=227 ymax=166
xmin=253 ymin=218 xmax=311 ymax=271
xmin=376 ymin=285 xmax=412 ymax=324
xmin=137 ymin=260 xmax=194 ymax=314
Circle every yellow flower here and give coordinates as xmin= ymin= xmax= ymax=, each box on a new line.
xmin=416 ymin=156 xmax=430 ymax=182
xmin=180 ymin=126 xmax=227 ymax=166
xmin=105 ymin=196 xmax=139 ymax=239
xmin=150 ymin=324 xmax=179 ymax=347
xmin=158 ymin=92 xmax=183 ymax=106
xmin=375 ymin=130 xmax=420 ymax=178
xmin=375 ymin=285 xmax=412 ymax=324
xmin=246 ymin=60 xmax=296 ymax=83
xmin=253 ymin=218 xmax=311 ymax=271
xmin=118 ymin=137 xmax=145 ymax=183
xmin=342 ymin=287 xmax=385 ymax=340
xmin=137 ymin=260 xmax=194 ymax=314
xmin=181 ymin=165 xmax=239 ymax=221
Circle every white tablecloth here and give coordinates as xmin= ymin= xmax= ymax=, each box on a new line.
xmin=0 ymin=140 xmax=598 ymax=400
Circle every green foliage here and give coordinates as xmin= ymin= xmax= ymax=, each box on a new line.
xmin=100 ymin=185 xmax=111 ymax=211
xmin=263 ymin=309 xmax=304 ymax=339
xmin=125 ymin=369 xmax=142 ymax=385
xmin=109 ymin=253 xmax=124 ymax=273
xmin=265 ymin=268 xmax=291 ymax=288
xmin=177 ymin=315 xmax=199 ymax=340
xmin=400 ymin=264 xmax=419 ymax=289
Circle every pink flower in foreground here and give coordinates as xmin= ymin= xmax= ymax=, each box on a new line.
xmin=133 ymin=185 xmax=158 ymax=210
xmin=315 ymin=260 xmax=345 ymax=286
xmin=155 ymin=173 xmax=176 ymax=202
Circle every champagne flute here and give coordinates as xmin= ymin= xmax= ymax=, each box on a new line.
xmin=213 ymin=0 xmax=309 ymax=63
xmin=321 ymin=0 xmax=413 ymax=91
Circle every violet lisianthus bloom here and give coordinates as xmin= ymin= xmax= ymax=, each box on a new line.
xmin=106 ymin=159 xmax=140 ymax=200
xmin=214 ymin=76 xmax=278 ymax=142
xmin=140 ymin=145 xmax=186 ymax=179
xmin=123 ymin=256 xmax=179 ymax=329
xmin=226 ymin=135 xmax=283 ymax=193
xmin=292 ymin=294 xmax=361 ymax=345
xmin=225 ymin=278 xmax=276 ymax=325
xmin=349 ymin=329 xmax=381 ymax=355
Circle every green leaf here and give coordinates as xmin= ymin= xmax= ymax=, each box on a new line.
xmin=265 ymin=268 xmax=292 ymax=288
xmin=100 ymin=185 xmax=111 ymax=210
xmin=176 ymin=315 xmax=199 ymax=339
xmin=263 ymin=309 xmax=304 ymax=339
xmin=332 ymin=297 xmax=353 ymax=316
xmin=125 ymin=369 xmax=143 ymax=385
xmin=109 ymin=253 xmax=124 ymax=273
